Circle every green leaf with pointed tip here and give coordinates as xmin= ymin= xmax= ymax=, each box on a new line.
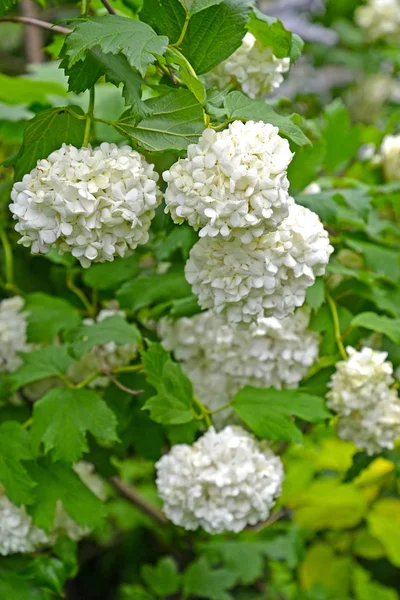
xmin=25 ymin=293 xmax=81 ymax=343
xmin=183 ymin=556 xmax=236 ymax=600
xmin=31 ymin=387 xmax=118 ymax=463
xmin=351 ymin=312 xmax=400 ymax=344
xmin=11 ymin=346 xmax=75 ymax=390
xmin=0 ymin=422 xmax=36 ymax=505
xmin=141 ymin=557 xmax=181 ymax=596
xmin=140 ymin=0 xmax=186 ymax=44
xmin=246 ymin=10 xmax=292 ymax=58
xmin=69 ymin=315 xmax=141 ymax=357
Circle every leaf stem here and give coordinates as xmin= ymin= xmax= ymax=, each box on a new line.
xmin=83 ymin=86 xmax=95 ymax=147
xmin=207 ymin=402 xmax=232 ymax=415
xmin=0 ymin=229 xmax=20 ymax=295
xmin=75 ymin=371 xmax=101 ymax=389
xmin=171 ymin=12 xmax=190 ymax=48
xmin=326 ymin=294 xmax=347 ymax=361
xmin=193 ymin=395 xmax=212 ymax=427
xmin=113 ymin=364 xmax=143 ymax=374
xmin=0 ymin=16 xmax=71 ymax=34
xmin=100 ymin=0 xmax=117 ymax=13
xmin=66 ymin=270 xmax=96 ymax=317
xmin=81 ymin=0 xmax=91 ymax=16
xmin=110 ymin=477 xmax=167 ymax=524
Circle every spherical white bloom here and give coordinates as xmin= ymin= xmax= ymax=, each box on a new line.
xmin=0 ymin=296 xmax=29 ymax=373
xmin=68 ymin=308 xmax=138 ymax=388
xmin=380 ymin=135 xmax=400 ymax=181
xmin=327 ymin=347 xmax=400 ymax=454
xmin=355 ymin=0 xmax=400 ymax=41
xmin=0 ymin=495 xmax=48 ymax=555
xmin=156 ymin=426 xmax=284 ymax=533
xmin=163 ymin=122 xmax=293 ymax=241
xmin=206 ymin=33 xmax=290 ymax=99
xmin=10 ymin=143 xmax=161 ymax=268
xmin=185 ymin=202 xmax=333 ymax=323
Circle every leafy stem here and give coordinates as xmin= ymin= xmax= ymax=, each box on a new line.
xmin=327 ymin=294 xmax=347 ymax=361
xmin=83 ymin=86 xmax=95 ymax=147
xmin=192 ymin=395 xmax=212 ymax=427
xmin=0 ymin=228 xmax=20 ymax=295
xmin=66 ymin=270 xmax=96 ymax=317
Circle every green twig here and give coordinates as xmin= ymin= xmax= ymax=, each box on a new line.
xmin=327 ymin=294 xmax=347 ymax=361
xmin=75 ymin=371 xmax=101 ymax=389
xmin=193 ymin=395 xmax=212 ymax=427
xmin=208 ymin=402 xmax=232 ymax=415
xmin=171 ymin=12 xmax=190 ymax=48
xmin=83 ymin=86 xmax=95 ymax=147
xmin=0 ymin=229 xmax=20 ymax=295
xmin=113 ymin=364 xmax=143 ymax=374
xmin=66 ymin=271 xmax=96 ymax=317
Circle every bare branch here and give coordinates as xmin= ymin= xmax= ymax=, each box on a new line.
xmin=101 ymin=0 xmax=117 ymax=14
xmin=246 ymin=508 xmax=288 ymax=533
xmin=110 ymin=477 xmax=168 ymax=525
xmin=0 ymin=16 xmax=71 ymax=35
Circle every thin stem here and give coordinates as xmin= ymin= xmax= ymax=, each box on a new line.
xmin=58 ymin=373 xmax=76 ymax=389
xmin=83 ymin=86 xmax=95 ymax=147
xmin=246 ymin=508 xmax=288 ymax=533
xmin=0 ymin=229 xmax=20 ymax=295
xmin=101 ymin=0 xmax=117 ymax=13
xmin=169 ymin=46 xmax=197 ymax=79
xmin=0 ymin=15 xmax=71 ymax=34
xmin=327 ymin=294 xmax=347 ymax=361
xmin=75 ymin=371 xmax=101 ymax=389
xmin=193 ymin=395 xmax=212 ymax=427
xmin=81 ymin=0 xmax=90 ymax=16
xmin=171 ymin=12 xmax=190 ymax=48
xmin=110 ymin=477 xmax=168 ymax=524
xmin=207 ymin=402 xmax=232 ymax=415
xmin=108 ymin=373 xmax=143 ymax=395
xmin=66 ymin=271 xmax=95 ymax=317
xmin=113 ymin=364 xmax=143 ymax=374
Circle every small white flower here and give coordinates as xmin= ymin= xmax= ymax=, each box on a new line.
xmin=0 ymin=495 xmax=48 ymax=555
xmin=327 ymin=347 xmax=400 ymax=454
xmin=380 ymin=135 xmax=400 ymax=181
xmin=163 ymin=121 xmax=293 ymax=241
xmin=355 ymin=0 xmax=400 ymax=41
xmin=185 ymin=202 xmax=333 ymax=323
xmin=206 ymin=33 xmax=290 ymax=99
xmin=10 ymin=143 xmax=162 ymax=268
xmin=0 ymin=296 xmax=29 ymax=373
xmin=156 ymin=426 xmax=284 ymax=533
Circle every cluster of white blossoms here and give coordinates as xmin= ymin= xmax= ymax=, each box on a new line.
xmin=163 ymin=121 xmax=293 ymax=241
xmin=185 ymin=202 xmax=333 ymax=322
xmin=10 ymin=143 xmax=161 ymax=268
xmin=159 ymin=308 xmax=319 ymax=417
xmin=156 ymin=426 xmax=284 ymax=533
xmin=0 ymin=296 xmax=29 ymax=373
xmin=380 ymin=135 xmax=400 ymax=182
xmin=355 ymin=0 xmax=400 ymax=41
xmin=67 ymin=308 xmax=138 ymax=388
xmin=327 ymin=347 xmax=400 ymax=455
xmin=206 ymin=33 xmax=290 ymax=99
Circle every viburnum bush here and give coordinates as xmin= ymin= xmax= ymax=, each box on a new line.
xmin=1 ymin=0 xmax=400 ymax=597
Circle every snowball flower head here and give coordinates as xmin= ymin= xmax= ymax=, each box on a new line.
xmin=163 ymin=121 xmax=293 ymax=241
xmin=355 ymin=0 xmax=400 ymax=41
xmin=156 ymin=426 xmax=284 ymax=533
xmin=327 ymin=347 xmax=400 ymax=454
xmin=380 ymin=135 xmax=400 ymax=182
xmin=10 ymin=143 xmax=161 ymax=268
xmin=0 ymin=494 xmax=48 ymax=555
xmin=206 ymin=33 xmax=290 ymax=99
xmin=185 ymin=202 xmax=333 ymax=323
xmin=0 ymin=296 xmax=29 ymax=373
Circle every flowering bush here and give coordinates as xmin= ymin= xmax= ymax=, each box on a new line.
xmin=0 ymin=0 xmax=400 ymax=597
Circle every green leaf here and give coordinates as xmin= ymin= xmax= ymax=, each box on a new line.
xmin=114 ymin=88 xmax=204 ymax=152
xmin=13 ymin=106 xmax=86 ymax=181
xmin=0 ymin=570 xmax=47 ymax=600
xmin=82 ymin=254 xmax=139 ymax=290
xmin=166 ymin=49 xmax=206 ymax=104
xmin=140 ymin=0 xmax=186 ymax=45
xmin=69 ymin=315 xmax=141 ymax=357
xmin=322 ymin=99 xmax=361 ymax=173
xmin=25 ymin=293 xmax=81 ymax=343
xmin=351 ymin=312 xmax=400 ymax=344
xmin=142 ymin=343 xmax=194 ymax=424
xmin=24 ymin=556 xmax=68 ymax=596
xmin=0 ymin=422 xmax=35 ymax=505
xmin=117 ymin=267 xmax=192 ymax=310
xmin=0 ymin=0 xmax=17 ymax=16
xmin=11 ymin=346 xmax=75 ymax=390
xmin=306 ymin=278 xmax=325 ymax=310
xmin=231 ymin=387 xmax=330 ymax=442
xmin=246 ymin=9 xmax=292 ymax=58
xmin=31 ymin=387 xmax=118 ymax=463
xmin=141 ymin=557 xmax=181 ymax=596
xmin=27 ymin=459 xmax=105 ymax=531
xmin=183 ymin=556 xmax=236 ymax=600
xmin=353 ymin=566 xmax=399 ymax=600
xmin=156 ymin=225 xmax=197 ymax=260
xmin=0 ymin=73 xmax=66 ymax=105
xmin=345 ymin=239 xmax=400 ymax=280
xmin=62 ymin=15 xmax=168 ymax=77
xmin=224 ymin=91 xmax=311 ymax=146
xmin=180 ymin=0 xmax=252 ymax=75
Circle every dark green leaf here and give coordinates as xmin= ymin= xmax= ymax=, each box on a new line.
xmin=13 ymin=107 xmax=86 ymax=181
xmin=69 ymin=315 xmax=141 ymax=357
xmin=322 ymin=99 xmax=361 ymax=173
xmin=117 ymin=267 xmax=192 ymax=310
xmin=25 ymin=293 xmax=81 ymax=343
xmin=183 ymin=556 xmax=236 ymax=600
xmin=351 ymin=312 xmax=400 ymax=344
xmin=0 ymin=0 xmax=17 ymax=16
xmin=156 ymin=225 xmax=197 ymax=260
xmin=0 ymin=422 xmax=35 ymax=505
xmin=246 ymin=10 xmax=292 ymax=58
xmin=82 ymin=254 xmax=139 ymax=290
xmin=0 ymin=569 xmax=47 ymax=600
xmin=62 ymin=15 xmax=168 ymax=77
xmin=224 ymin=91 xmax=310 ymax=146
xmin=306 ymin=278 xmax=325 ymax=310
xmin=114 ymin=88 xmax=204 ymax=152
xmin=24 ymin=556 xmax=67 ymax=596
xmin=31 ymin=387 xmax=118 ymax=462
xmin=141 ymin=557 xmax=181 ymax=596
xmin=140 ymin=0 xmax=186 ymax=44
xmin=11 ymin=346 xmax=74 ymax=390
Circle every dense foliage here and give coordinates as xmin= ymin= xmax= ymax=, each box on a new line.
xmin=1 ymin=0 xmax=400 ymax=598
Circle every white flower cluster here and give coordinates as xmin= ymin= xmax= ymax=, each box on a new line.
xmin=0 ymin=296 xmax=29 ymax=373
xmin=163 ymin=121 xmax=293 ymax=240
xmin=206 ymin=33 xmax=290 ymax=99
xmin=10 ymin=143 xmax=161 ymax=268
xmin=327 ymin=347 xmax=400 ymax=455
xmin=355 ymin=0 xmax=400 ymax=41
xmin=380 ymin=135 xmax=400 ymax=182
xmin=185 ymin=202 xmax=333 ymax=322
xmin=68 ymin=308 xmax=138 ymax=388
xmin=0 ymin=494 xmax=49 ymax=556
xmin=159 ymin=308 xmax=319 ymax=418
xmin=156 ymin=426 xmax=284 ymax=533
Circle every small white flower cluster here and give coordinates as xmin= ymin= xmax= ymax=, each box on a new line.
xmin=185 ymin=202 xmax=333 ymax=322
xmin=163 ymin=121 xmax=293 ymax=240
xmin=380 ymin=135 xmax=400 ymax=182
xmin=0 ymin=296 xmax=29 ymax=373
xmin=327 ymin=347 xmax=400 ymax=455
xmin=355 ymin=0 xmax=400 ymax=41
xmin=156 ymin=426 xmax=284 ymax=534
xmin=206 ymin=33 xmax=290 ymax=99
xmin=10 ymin=143 xmax=161 ymax=268
xmin=159 ymin=308 xmax=319 ymax=418
xmin=0 ymin=495 xmax=49 ymax=556
xmin=68 ymin=308 xmax=138 ymax=388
